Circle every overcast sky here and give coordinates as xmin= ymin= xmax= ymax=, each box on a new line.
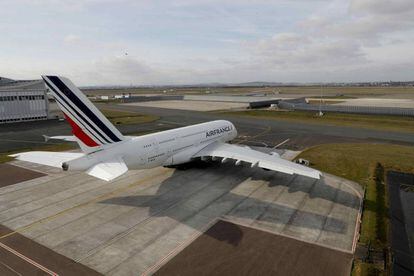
xmin=1 ymin=0 xmax=414 ymax=85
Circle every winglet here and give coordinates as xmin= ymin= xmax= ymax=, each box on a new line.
xmin=42 ymin=135 xmax=50 ymax=142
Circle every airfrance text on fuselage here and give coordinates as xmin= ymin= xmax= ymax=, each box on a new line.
xmin=206 ymin=126 xmax=232 ymax=137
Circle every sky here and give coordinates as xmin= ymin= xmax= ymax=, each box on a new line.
xmin=1 ymin=0 xmax=414 ymax=85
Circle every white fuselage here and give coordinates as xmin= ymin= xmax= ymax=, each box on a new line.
xmin=65 ymin=120 xmax=237 ymax=171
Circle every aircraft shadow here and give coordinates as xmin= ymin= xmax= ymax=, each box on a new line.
xmin=100 ymin=162 xmax=357 ymax=246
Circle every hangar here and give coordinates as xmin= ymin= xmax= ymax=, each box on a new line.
xmin=0 ymin=77 xmax=49 ymax=124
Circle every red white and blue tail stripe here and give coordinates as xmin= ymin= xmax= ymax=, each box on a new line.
xmin=42 ymin=76 xmax=124 ymax=151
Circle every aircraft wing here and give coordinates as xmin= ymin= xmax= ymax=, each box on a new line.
xmin=9 ymin=151 xmax=84 ymax=168
xmin=194 ymin=142 xmax=320 ymax=179
xmin=86 ymin=157 xmax=128 ymax=181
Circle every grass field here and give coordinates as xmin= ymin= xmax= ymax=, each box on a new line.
xmin=298 ymin=143 xmax=414 ymax=275
xmin=0 ymin=155 xmax=14 ymax=164
xmin=298 ymin=143 xmax=414 ymax=185
xmin=220 ymin=110 xmax=414 ymax=133
xmin=101 ymin=109 xmax=159 ymax=125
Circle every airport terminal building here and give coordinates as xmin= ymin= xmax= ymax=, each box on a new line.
xmin=0 ymin=77 xmax=50 ymax=124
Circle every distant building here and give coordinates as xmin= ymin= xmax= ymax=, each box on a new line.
xmin=0 ymin=77 xmax=50 ymax=124
xmin=114 ymin=94 xmax=130 ymax=99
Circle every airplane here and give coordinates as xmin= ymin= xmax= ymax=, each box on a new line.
xmin=10 ymin=76 xmax=321 ymax=181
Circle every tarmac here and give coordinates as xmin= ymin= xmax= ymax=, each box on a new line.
xmin=106 ymin=104 xmax=414 ymax=148
xmin=387 ymin=171 xmax=414 ymax=275
xmin=155 ymin=220 xmax=354 ymax=276
xmin=0 ymin=157 xmax=363 ymax=275
xmin=333 ymin=98 xmax=414 ymax=108
xmin=2 ymin=102 xmax=414 ymax=153
xmin=124 ymin=100 xmax=247 ymax=111
xmin=0 ymin=163 xmax=45 ymax=188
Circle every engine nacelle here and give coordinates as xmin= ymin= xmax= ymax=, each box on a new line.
xmin=63 ymin=155 xmax=99 ymax=171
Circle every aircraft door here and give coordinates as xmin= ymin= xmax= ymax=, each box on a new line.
xmin=138 ymin=139 xmax=156 ymax=166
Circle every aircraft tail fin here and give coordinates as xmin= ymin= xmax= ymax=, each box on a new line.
xmin=42 ymin=76 xmax=125 ymax=153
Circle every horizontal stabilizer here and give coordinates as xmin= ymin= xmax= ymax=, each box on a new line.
xmin=43 ymin=135 xmax=78 ymax=142
xmin=10 ymin=151 xmax=84 ymax=168
xmin=86 ymin=157 xmax=128 ymax=181
xmin=43 ymin=135 xmax=96 ymax=153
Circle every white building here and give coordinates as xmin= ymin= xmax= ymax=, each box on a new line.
xmin=0 ymin=77 xmax=49 ymax=124
xmin=114 ymin=94 xmax=130 ymax=99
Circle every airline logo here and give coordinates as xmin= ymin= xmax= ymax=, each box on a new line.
xmin=206 ymin=125 xmax=232 ymax=137
xmin=42 ymin=76 xmax=123 ymax=147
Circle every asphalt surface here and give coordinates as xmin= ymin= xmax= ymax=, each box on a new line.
xmin=387 ymin=171 xmax=414 ymax=275
xmin=0 ymin=159 xmax=362 ymax=275
xmin=104 ymin=104 xmax=414 ymax=149
xmin=0 ymin=164 xmax=45 ymax=188
xmin=155 ymin=220 xmax=353 ymax=276
xmin=1 ymin=103 xmax=414 ymax=153
xmin=0 ymin=224 xmax=101 ymax=276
